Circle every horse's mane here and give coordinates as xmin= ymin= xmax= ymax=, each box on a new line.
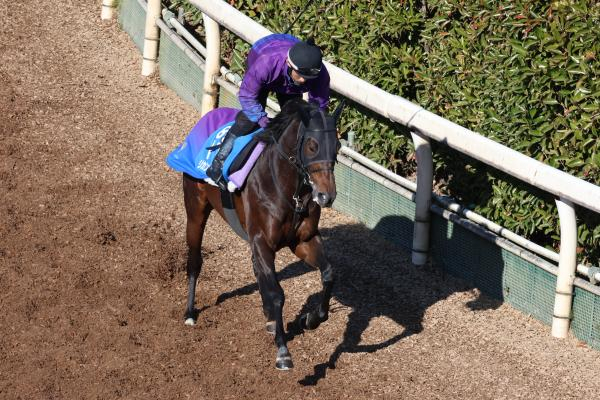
xmin=256 ymin=98 xmax=318 ymax=142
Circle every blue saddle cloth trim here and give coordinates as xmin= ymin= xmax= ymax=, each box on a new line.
xmin=165 ymin=108 xmax=263 ymax=181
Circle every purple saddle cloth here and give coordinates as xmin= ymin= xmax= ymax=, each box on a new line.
xmin=165 ymin=108 xmax=266 ymax=191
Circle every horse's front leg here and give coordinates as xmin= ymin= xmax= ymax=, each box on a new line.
xmin=251 ymin=238 xmax=292 ymax=370
xmin=251 ymin=254 xmax=276 ymax=335
xmin=293 ymin=234 xmax=333 ymax=330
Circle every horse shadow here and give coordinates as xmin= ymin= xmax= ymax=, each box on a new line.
xmin=216 ymin=214 xmax=501 ymax=386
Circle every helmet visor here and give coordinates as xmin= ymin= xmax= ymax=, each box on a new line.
xmin=294 ymin=66 xmax=321 ymax=79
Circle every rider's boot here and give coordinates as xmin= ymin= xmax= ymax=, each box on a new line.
xmin=206 ymin=131 xmax=236 ymax=190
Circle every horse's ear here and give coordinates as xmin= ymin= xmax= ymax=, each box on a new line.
xmin=298 ymin=104 xmax=313 ymax=127
xmin=332 ymin=99 xmax=346 ymax=124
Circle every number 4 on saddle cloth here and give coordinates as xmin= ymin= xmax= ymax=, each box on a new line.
xmin=166 ymin=108 xmax=266 ymax=192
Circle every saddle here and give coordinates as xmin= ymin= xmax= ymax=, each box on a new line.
xmin=166 ymin=108 xmax=266 ymax=192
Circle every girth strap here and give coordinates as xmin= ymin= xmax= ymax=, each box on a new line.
xmin=220 ymin=189 xmax=249 ymax=242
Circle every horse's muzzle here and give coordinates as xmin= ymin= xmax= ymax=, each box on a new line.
xmin=314 ymin=190 xmax=336 ymax=208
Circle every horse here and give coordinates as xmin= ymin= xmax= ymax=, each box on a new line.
xmin=181 ymin=98 xmax=344 ymax=370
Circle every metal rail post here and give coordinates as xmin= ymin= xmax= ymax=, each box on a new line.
xmin=411 ymin=131 xmax=433 ymax=265
xmin=552 ymin=198 xmax=577 ymax=338
xmin=142 ymin=0 xmax=162 ymax=76
xmin=201 ymin=14 xmax=220 ymax=116
xmin=101 ymin=0 xmax=116 ymax=20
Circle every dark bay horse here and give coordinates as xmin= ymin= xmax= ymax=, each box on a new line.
xmin=182 ymin=98 xmax=343 ymax=370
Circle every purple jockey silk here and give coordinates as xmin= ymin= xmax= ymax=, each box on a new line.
xmin=165 ymin=108 xmax=265 ymax=191
xmin=239 ymin=34 xmax=330 ymax=126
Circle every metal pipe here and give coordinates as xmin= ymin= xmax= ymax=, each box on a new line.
xmin=337 ymin=154 xmax=415 ymax=201
xmin=101 ymin=0 xmax=117 ymax=20
xmin=339 ymin=146 xmax=417 ymax=192
xmin=408 ymin=112 xmax=600 ymax=214
xmin=411 ymin=132 xmax=433 ymax=265
xmin=431 ymin=204 xmax=600 ymax=298
xmin=552 ymin=199 xmax=578 ymax=338
xmin=162 ymin=10 xmax=208 ymax=58
xmin=347 ymin=131 xmax=355 ymax=149
xmin=215 ymin=76 xmax=239 ymax=96
xmin=159 ymin=9 xmax=282 ymax=115
xmin=339 ymin=148 xmax=599 ymax=293
xmin=220 ymin=66 xmax=242 ymax=86
xmin=201 ymin=14 xmax=220 ymax=116
xmin=141 ymin=0 xmax=161 ymax=76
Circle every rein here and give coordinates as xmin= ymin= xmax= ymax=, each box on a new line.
xmin=266 ymin=123 xmax=313 ymax=239
xmin=268 ymin=126 xmax=312 ymax=212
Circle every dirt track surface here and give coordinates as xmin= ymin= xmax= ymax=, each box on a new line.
xmin=2 ymin=1 xmax=600 ymax=399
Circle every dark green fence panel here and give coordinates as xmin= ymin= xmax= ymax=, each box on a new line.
xmin=118 ymin=0 xmax=146 ymax=53
xmin=334 ymin=163 xmax=415 ymax=250
xmin=158 ymin=32 xmax=204 ymax=112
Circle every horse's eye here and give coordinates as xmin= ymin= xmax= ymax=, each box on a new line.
xmin=305 ymin=137 xmax=319 ymax=156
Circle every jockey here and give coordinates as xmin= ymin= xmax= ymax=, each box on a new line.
xmin=205 ymin=33 xmax=331 ymax=189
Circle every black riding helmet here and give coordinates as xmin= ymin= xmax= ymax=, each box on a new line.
xmin=287 ymin=39 xmax=322 ymax=80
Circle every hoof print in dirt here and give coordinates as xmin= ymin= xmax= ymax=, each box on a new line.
xmin=98 ymin=230 xmax=117 ymax=245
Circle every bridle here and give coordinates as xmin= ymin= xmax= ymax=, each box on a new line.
xmin=266 ymin=102 xmax=346 ymax=239
xmin=269 ymin=108 xmax=338 ymax=208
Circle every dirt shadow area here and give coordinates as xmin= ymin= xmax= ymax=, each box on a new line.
xmin=2 ymin=1 xmax=600 ymax=399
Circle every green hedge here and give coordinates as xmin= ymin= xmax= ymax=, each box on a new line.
xmin=165 ymin=0 xmax=599 ymax=265
xmin=419 ymin=1 xmax=600 ymax=263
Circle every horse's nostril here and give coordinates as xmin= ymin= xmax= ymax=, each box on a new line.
xmin=318 ymin=192 xmax=331 ymax=206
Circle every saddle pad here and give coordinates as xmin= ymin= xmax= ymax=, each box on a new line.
xmin=166 ymin=108 xmax=265 ymax=190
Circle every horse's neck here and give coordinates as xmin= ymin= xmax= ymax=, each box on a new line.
xmin=269 ymin=125 xmax=300 ymax=183
xmin=255 ymin=122 xmax=301 ymax=198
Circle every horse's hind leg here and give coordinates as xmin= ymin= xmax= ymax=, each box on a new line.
xmin=293 ymin=234 xmax=333 ymax=330
xmin=183 ymin=175 xmax=213 ymax=326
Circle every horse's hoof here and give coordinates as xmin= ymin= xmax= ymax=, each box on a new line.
xmin=275 ymin=356 xmax=294 ymax=370
xmin=184 ymin=317 xmax=196 ymax=326
xmin=301 ymin=312 xmax=321 ymax=330
xmin=275 ymin=347 xmax=293 ymax=370
xmin=265 ymin=321 xmax=276 ymax=335
xmin=299 ymin=313 xmax=308 ymax=329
